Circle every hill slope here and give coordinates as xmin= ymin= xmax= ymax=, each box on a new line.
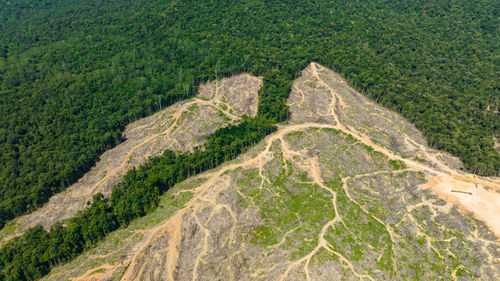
xmin=43 ymin=63 xmax=500 ymax=281
xmin=0 ymin=74 xmax=261 ymax=244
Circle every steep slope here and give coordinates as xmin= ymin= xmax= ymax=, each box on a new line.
xmin=43 ymin=63 xmax=499 ymax=281
xmin=0 ymin=74 xmax=261 ymax=244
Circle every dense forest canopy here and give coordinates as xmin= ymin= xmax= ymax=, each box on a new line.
xmin=0 ymin=0 xmax=498 ymax=264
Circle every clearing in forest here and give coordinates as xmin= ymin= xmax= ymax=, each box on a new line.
xmin=0 ymin=74 xmax=261 ymax=244
xmin=43 ymin=63 xmax=500 ymax=281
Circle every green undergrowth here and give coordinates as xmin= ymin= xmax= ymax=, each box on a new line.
xmin=237 ymin=128 xmax=490 ymax=279
xmin=390 ymin=159 xmax=407 ymax=170
xmin=246 ymin=159 xmax=337 ymax=259
xmin=325 ymin=179 xmax=395 ymax=276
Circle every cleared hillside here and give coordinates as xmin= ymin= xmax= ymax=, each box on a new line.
xmin=0 ymin=74 xmax=261 ymax=244
xmin=43 ymin=64 xmax=500 ymax=281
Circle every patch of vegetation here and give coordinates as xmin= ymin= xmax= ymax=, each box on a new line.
xmin=90 ymin=268 xmax=106 ymax=274
xmin=217 ymin=110 xmax=231 ymax=122
xmin=414 ymin=156 xmax=425 ymax=163
xmin=389 ymin=159 xmax=407 ymax=170
xmin=325 ymin=180 xmax=394 ymax=275
xmin=249 ymin=161 xmax=336 ymax=260
xmin=284 ymin=130 xmax=306 ymax=139
xmin=319 ymin=127 xmax=342 ymax=136
xmin=363 ymin=144 xmax=375 ymax=153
